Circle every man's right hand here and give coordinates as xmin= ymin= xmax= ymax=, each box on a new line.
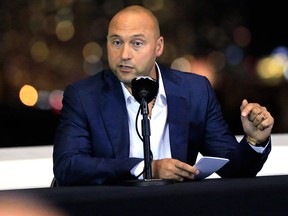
xmin=151 ymin=158 xmax=199 ymax=181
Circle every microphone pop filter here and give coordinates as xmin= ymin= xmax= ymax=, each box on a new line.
xmin=131 ymin=76 xmax=158 ymax=104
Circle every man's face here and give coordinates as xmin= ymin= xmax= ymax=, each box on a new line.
xmin=107 ymin=11 xmax=163 ymax=87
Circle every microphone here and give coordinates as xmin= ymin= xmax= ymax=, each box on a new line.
xmin=131 ymin=76 xmax=159 ymax=103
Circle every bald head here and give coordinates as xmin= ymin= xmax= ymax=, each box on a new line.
xmin=106 ymin=5 xmax=164 ymax=86
xmin=108 ymin=5 xmax=161 ymax=38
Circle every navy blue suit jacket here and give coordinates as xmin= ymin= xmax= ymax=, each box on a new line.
xmin=53 ymin=65 xmax=271 ymax=186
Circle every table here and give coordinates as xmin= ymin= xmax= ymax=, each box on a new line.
xmin=0 ymin=175 xmax=287 ymax=216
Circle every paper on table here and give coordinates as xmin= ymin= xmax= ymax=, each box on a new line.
xmin=194 ymin=156 xmax=229 ymax=180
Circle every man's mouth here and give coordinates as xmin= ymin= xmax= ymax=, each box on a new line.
xmin=119 ymin=65 xmax=133 ymax=71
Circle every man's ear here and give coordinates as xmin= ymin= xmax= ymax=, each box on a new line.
xmin=156 ymin=36 xmax=164 ymax=57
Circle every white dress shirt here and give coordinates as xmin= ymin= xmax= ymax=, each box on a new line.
xmin=121 ymin=63 xmax=171 ymax=178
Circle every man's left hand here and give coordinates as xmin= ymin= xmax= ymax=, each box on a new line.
xmin=240 ymin=99 xmax=274 ymax=144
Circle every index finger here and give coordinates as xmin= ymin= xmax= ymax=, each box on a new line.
xmin=176 ymin=161 xmax=199 ymax=174
xmin=241 ymin=102 xmax=261 ymax=117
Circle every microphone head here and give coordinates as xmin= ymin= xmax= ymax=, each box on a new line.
xmin=131 ymin=76 xmax=159 ymax=103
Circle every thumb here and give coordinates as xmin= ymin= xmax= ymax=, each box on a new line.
xmin=240 ymin=99 xmax=249 ymax=116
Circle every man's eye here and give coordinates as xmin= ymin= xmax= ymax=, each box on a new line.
xmin=112 ymin=40 xmax=122 ymax=46
xmin=133 ymin=41 xmax=143 ymax=47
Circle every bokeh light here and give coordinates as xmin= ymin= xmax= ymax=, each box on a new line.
xmin=225 ymin=44 xmax=244 ymax=66
xmin=1 ymin=0 xmax=288 ymax=147
xmin=30 ymin=41 xmax=50 ymax=62
xmin=255 ymin=46 xmax=288 ymax=84
xmin=56 ymin=20 xmax=75 ymax=41
xmin=233 ymin=26 xmax=251 ymax=48
xmin=171 ymin=55 xmax=216 ymax=86
xmin=19 ymin=85 xmax=38 ymax=107
xmin=171 ymin=57 xmax=192 ymax=72
xmin=256 ymin=56 xmax=284 ymax=84
xmin=49 ymin=89 xmax=64 ymax=112
xmin=36 ymin=90 xmax=51 ymax=110
xmin=190 ymin=58 xmax=216 ymax=87
xmin=82 ymin=42 xmax=103 ymax=63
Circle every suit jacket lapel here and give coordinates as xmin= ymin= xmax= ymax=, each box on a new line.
xmin=100 ymin=71 xmax=130 ymax=159
xmin=161 ymin=67 xmax=190 ymax=162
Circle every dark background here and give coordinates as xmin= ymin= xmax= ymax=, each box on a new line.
xmin=1 ymin=0 xmax=287 ymax=147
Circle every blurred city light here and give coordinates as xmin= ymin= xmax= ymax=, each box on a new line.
xmin=225 ymin=44 xmax=244 ymax=66
xmin=256 ymin=57 xmax=283 ymax=84
xmin=56 ymin=20 xmax=75 ymax=41
xmin=82 ymin=42 xmax=103 ymax=63
xmin=36 ymin=90 xmax=51 ymax=110
xmin=256 ymin=46 xmax=288 ymax=84
xmin=171 ymin=55 xmax=216 ymax=86
xmin=49 ymin=89 xmax=64 ymax=112
xmin=171 ymin=57 xmax=192 ymax=72
xmin=30 ymin=41 xmax=50 ymax=62
xmin=1 ymin=0 xmax=288 ymax=147
xmin=19 ymin=85 xmax=38 ymax=107
xmin=233 ymin=26 xmax=251 ymax=48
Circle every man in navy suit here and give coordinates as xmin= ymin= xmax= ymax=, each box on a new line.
xmin=53 ymin=5 xmax=274 ymax=186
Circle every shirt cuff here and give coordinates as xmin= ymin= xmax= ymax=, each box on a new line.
xmin=130 ymin=160 xmax=145 ymax=179
xmin=248 ymin=136 xmax=271 ymax=153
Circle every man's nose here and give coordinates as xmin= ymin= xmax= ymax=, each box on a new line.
xmin=120 ymin=43 xmax=132 ymax=60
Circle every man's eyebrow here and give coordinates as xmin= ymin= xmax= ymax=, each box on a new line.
xmin=108 ymin=34 xmax=146 ymax=39
xmin=108 ymin=34 xmax=121 ymax=39
xmin=131 ymin=34 xmax=145 ymax=38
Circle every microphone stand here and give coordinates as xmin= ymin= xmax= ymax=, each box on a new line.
xmin=141 ymin=98 xmax=152 ymax=179
xmin=124 ymin=98 xmax=173 ymax=186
